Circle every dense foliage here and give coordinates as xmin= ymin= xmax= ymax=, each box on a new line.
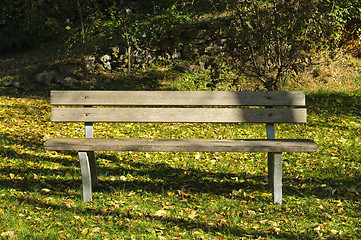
xmin=0 ymin=0 xmax=360 ymax=89
xmin=229 ymin=0 xmax=338 ymax=90
xmin=1 ymin=0 xmax=359 ymax=52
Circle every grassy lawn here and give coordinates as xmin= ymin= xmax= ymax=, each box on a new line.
xmin=0 ymin=83 xmax=360 ymax=239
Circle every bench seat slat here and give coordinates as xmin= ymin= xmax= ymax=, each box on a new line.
xmin=51 ymin=108 xmax=307 ymax=123
xmin=51 ymin=91 xmax=305 ymax=106
xmin=44 ymin=138 xmax=317 ymax=152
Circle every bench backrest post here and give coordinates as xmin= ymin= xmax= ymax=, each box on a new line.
xmin=266 ymin=123 xmax=275 ymax=139
xmin=265 ymin=106 xmax=275 ymax=139
xmin=84 ymin=105 xmax=94 ymax=138
xmin=85 ymin=122 xmax=94 ymax=138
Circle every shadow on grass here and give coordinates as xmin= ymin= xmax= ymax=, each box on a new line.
xmin=307 ymin=90 xmax=361 ymax=117
xmin=1 ymin=139 xmax=360 ymax=203
xmin=0 ymin=68 xmax=166 ymax=99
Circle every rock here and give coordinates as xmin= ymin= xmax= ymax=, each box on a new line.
xmin=85 ymin=55 xmax=96 ymax=71
xmin=100 ymin=54 xmax=112 ymax=70
xmin=3 ymin=81 xmax=21 ymax=88
xmin=173 ymin=63 xmax=192 ymax=73
xmin=60 ymin=77 xmax=78 ymax=87
xmin=3 ymin=81 xmax=13 ymax=87
xmin=204 ymin=42 xmax=223 ymax=54
xmin=171 ymin=50 xmax=181 ymax=59
xmin=198 ymin=61 xmax=206 ymax=70
xmin=100 ymin=54 xmax=111 ymax=62
xmin=35 ymin=72 xmax=60 ymax=84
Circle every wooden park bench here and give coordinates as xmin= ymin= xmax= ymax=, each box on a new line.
xmin=44 ymin=91 xmax=317 ymax=204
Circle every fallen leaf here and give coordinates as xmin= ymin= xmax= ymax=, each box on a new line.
xmin=1 ymin=231 xmax=15 ymax=239
xmin=153 ymin=210 xmax=169 ymax=217
xmin=188 ymin=210 xmax=198 ymax=220
xmin=41 ymin=188 xmax=51 ymax=194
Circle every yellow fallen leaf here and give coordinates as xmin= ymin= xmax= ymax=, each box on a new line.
xmin=188 ymin=210 xmax=198 ymax=220
xmin=41 ymin=188 xmax=51 ymax=194
xmin=153 ymin=209 xmax=169 ymax=217
xmin=261 ymin=192 xmax=270 ymax=197
xmin=1 ymin=231 xmax=15 ymax=238
xmin=274 ymin=227 xmax=281 ymax=234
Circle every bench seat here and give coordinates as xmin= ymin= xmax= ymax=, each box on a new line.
xmin=45 ymin=138 xmax=317 ymax=152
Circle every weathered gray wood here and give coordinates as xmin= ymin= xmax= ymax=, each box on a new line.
xmin=51 ymin=108 xmax=307 ymax=123
xmin=86 ymin=151 xmax=97 ymax=188
xmin=268 ymin=153 xmax=274 ymax=189
xmin=85 ymin=122 xmax=93 ymax=138
xmin=45 ymin=138 xmax=317 ymax=152
xmin=51 ymin=91 xmax=305 ymax=106
xmin=85 ymin=122 xmax=98 ymax=188
xmin=266 ymin=122 xmax=276 ymax=188
xmin=266 ymin=124 xmax=275 ymax=139
xmin=78 ymin=152 xmax=93 ymax=202
xmin=270 ymin=153 xmax=282 ymax=205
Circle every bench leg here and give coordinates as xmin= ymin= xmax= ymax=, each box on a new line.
xmin=87 ymin=151 xmax=98 ymax=188
xmin=78 ymin=152 xmax=93 ymax=202
xmin=268 ymin=152 xmax=282 ymax=205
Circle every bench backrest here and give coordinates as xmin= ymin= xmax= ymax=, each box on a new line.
xmin=50 ymin=91 xmax=307 ymax=124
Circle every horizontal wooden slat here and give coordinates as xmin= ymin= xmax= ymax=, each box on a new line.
xmin=51 ymin=108 xmax=307 ymax=123
xmin=44 ymin=138 xmax=317 ymax=152
xmin=51 ymin=91 xmax=305 ymax=106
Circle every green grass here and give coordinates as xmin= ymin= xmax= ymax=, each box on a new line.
xmin=0 ymin=86 xmax=360 ymax=239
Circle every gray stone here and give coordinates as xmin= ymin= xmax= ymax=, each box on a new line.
xmin=173 ymin=63 xmax=192 ymax=73
xmin=60 ymin=77 xmax=78 ymax=87
xmin=100 ymin=54 xmax=111 ymax=63
xmin=85 ymin=55 xmax=96 ymax=71
xmin=204 ymin=42 xmax=223 ymax=54
xmin=100 ymin=54 xmax=112 ymax=70
xmin=3 ymin=81 xmax=21 ymax=88
xmin=171 ymin=50 xmax=181 ymax=59
xmin=35 ymin=72 xmax=60 ymax=84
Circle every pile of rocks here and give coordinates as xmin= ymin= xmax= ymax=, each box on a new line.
xmin=85 ymin=16 xmax=232 ymax=73
xmin=13 ymin=16 xmax=232 ymax=88
xmin=35 ymin=64 xmax=78 ymax=87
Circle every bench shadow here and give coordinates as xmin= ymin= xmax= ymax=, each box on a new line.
xmin=1 ymin=134 xmax=360 ymax=202
xmin=93 ymin=153 xmax=361 ymax=202
xmin=95 ymin=160 xmax=267 ymax=197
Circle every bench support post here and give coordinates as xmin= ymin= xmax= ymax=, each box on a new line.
xmin=78 ymin=152 xmax=93 ymax=202
xmin=266 ymin=122 xmax=275 ymax=188
xmin=268 ymin=152 xmax=282 ymax=205
xmin=85 ymin=122 xmax=98 ymax=188
xmin=266 ymin=122 xmax=282 ymax=204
